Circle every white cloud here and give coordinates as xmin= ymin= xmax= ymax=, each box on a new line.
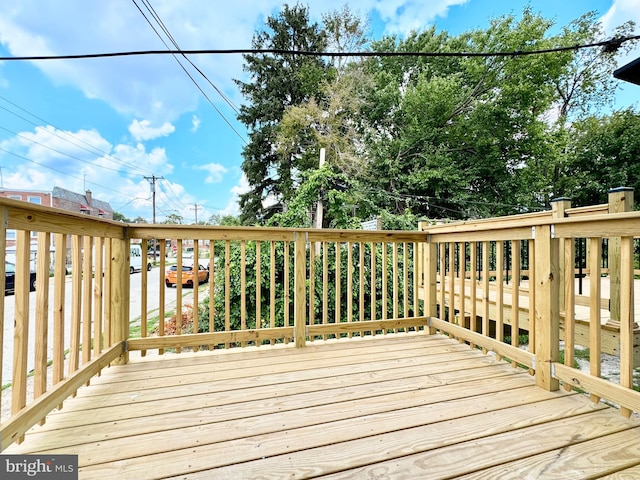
xmin=372 ymin=0 xmax=469 ymax=35
xmin=194 ymin=162 xmax=228 ymax=184
xmin=191 ymin=115 xmax=201 ymax=132
xmin=218 ymin=172 xmax=250 ymax=216
xmin=600 ymin=0 xmax=640 ymax=68
xmin=129 ymin=119 xmax=175 ymax=141
xmin=0 ymin=125 xmax=176 ymax=217
xmin=0 ymin=0 xmax=470 ymax=124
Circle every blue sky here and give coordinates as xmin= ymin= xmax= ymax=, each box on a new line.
xmin=0 ymin=0 xmax=638 ymax=223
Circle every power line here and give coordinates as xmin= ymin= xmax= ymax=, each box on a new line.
xmin=131 ymin=0 xmax=246 ymax=144
xmin=0 ymin=95 xmax=153 ymax=176
xmin=0 ymin=124 xmax=145 ymax=176
xmin=0 ymin=145 xmax=142 ymax=200
xmin=139 ymin=0 xmax=240 ymax=116
xmin=0 ymin=35 xmax=638 ymax=61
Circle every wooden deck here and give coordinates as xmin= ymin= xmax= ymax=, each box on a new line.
xmin=6 ymin=333 xmax=640 ymax=479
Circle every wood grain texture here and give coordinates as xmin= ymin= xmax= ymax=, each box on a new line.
xmin=5 ymin=334 xmax=639 ymax=480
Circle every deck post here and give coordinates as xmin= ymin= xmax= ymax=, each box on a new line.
xmin=424 ymin=235 xmax=437 ymax=334
xmin=294 ymin=232 xmax=307 ymax=347
xmin=534 ymin=224 xmax=560 ymax=391
xmin=551 ymin=198 xmax=571 ymax=310
xmin=608 ymin=187 xmax=634 ymax=323
xmin=110 ymin=235 xmax=130 ymax=364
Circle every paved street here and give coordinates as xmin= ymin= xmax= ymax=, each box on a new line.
xmin=1 ymin=263 xmax=204 ymax=383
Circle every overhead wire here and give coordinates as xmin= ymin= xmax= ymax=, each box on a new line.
xmin=0 ymin=34 xmax=638 ymax=61
xmin=0 ymin=124 xmax=148 ymax=176
xmin=139 ymin=0 xmax=240 ymax=116
xmin=0 ymin=145 xmax=144 ymax=201
xmin=131 ymin=0 xmax=247 ymax=144
xmin=0 ymin=95 xmax=153 ymax=176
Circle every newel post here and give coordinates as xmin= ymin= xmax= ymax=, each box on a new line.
xmin=551 ymin=198 xmax=571 ymax=309
xmin=110 ymin=236 xmax=130 ymax=364
xmin=534 ymin=224 xmax=560 ymax=391
xmin=608 ymin=187 xmax=634 ymax=323
xmin=293 ymin=232 xmax=307 ymax=347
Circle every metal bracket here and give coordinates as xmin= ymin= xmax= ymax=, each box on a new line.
xmin=531 ymin=226 xmax=535 ymax=239
xmin=531 ymin=357 xmax=536 ymax=370
xmin=550 ymin=361 xmax=556 ymax=378
xmin=551 ymin=225 xmax=555 ymax=238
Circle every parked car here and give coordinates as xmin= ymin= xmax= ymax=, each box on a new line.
xmin=5 ymin=261 xmax=36 ymax=295
xmin=165 ymin=264 xmax=209 ymax=288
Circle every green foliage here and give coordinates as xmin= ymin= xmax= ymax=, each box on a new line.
xmin=195 ymin=238 xmax=418 ymax=341
xmin=237 ymin=5 xmax=638 ymax=225
xmin=235 ymin=4 xmax=332 ymax=224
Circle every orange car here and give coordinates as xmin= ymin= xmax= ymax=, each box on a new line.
xmin=165 ymin=264 xmax=209 ymax=288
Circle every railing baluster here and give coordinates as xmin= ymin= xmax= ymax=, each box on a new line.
xmin=589 ymin=237 xmax=602 ymax=403
xmin=53 ymin=233 xmax=66 ymax=389
xmin=224 ymin=240 xmax=231 ymax=348
xmin=323 ymin=241 xmax=328 ymax=340
xmin=69 ymin=235 xmax=82 ymax=376
xmin=34 ymin=232 xmax=51 ymax=412
xmin=175 ymin=239 xmax=183 ymax=353
xmin=563 ymin=237 xmax=576 ymax=391
xmin=382 ymin=242 xmax=388 ymax=326
xmin=94 ymin=237 xmax=104 ymax=358
xmin=496 ymin=240 xmax=504 ymax=359
xmin=82 ymin=235 xmax=93 ymax=367
xmin=370 ymin=242 xmax=376 ymax=329
xmin=481 ymin=241 xmax=490 ymax=354
xmin=510 ymin=240 xmax=521 ymax=367
xmin=308 ymin=240 xmax=314 ymax=340
xmin=469 ymin=241 xmax=477 ymax=345
xmin=270 ymin=240 xmax=276 ymax=344
xmin=458 ymin=242 xmax=466 ymax=341
xmin=12 ymin=230 xmax=30 ymax=421
xmin=620 ymin=235 xmax=635 ymax=417
xmin=347 ymin=242 xmax=353 ymax=334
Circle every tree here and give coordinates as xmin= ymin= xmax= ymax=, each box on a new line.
xmin=207 ymin=214 xmax=241 ymax=226
xmin=113 ymin=212 xmax=129 ymax=222
xmin=562 ymin=109 xmax=640 ymax=206
xmin=359 ymin=9 xmax=568 ymax=219
xmin=235 ymin=4 xmax=331 ymax=224
xmin=516 ymin=13 xmax=637 ymax=209
xmin=163 ymin=213 xmax=184 ymax=224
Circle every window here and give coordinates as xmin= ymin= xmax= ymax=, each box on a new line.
xmin=6 ymin=229 xmax=16 ymax=240
xmin=28 ymin=196 xmax=42 ymax=205
xmin=8 ymin=195 xmax=21 ymax=201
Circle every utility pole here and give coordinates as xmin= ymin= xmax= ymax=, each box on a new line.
xmin=315 ymin=148 xmax=326 ymax=256
xmin=145 ymin=175 xmax=164 ymax=259
xmin=191 ymin=203 xmax=202 ymax=224
xmin=315 ymin=148 xmax=326 ymax=230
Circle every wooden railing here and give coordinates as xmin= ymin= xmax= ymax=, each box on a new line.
xmin=125 ymin=226 xmax=428 ymax=352
xmin=3 ymin=188 xmax=640 ymax=451
xmin=418 ymin=188 xmax=640 ymax=418
xmin=0 ymin=198 xmax=426 ymax=449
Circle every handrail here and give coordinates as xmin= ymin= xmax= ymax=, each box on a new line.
xmin=2 ymin=189 xmax=640 ymax=452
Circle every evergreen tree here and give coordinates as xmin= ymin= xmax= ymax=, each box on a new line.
xmin=235 ymin=4 xmax=330 ymax=224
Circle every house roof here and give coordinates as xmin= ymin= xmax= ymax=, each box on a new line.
xmin=52 ymin=186 xmax=113 ymax=212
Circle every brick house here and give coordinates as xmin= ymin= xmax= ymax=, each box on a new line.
xmin=2 ymin=187 xmax=113 ymax=259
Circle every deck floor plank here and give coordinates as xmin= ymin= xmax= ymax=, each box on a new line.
xmin=4 ymin=333 xmax=639 ymax=480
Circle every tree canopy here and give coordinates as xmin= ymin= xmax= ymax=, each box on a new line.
xmin=235 ymin=4 xmax=639 ymax=228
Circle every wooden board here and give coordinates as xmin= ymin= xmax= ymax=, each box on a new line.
xmin=5 ymin=333 xmax=640 ymax=480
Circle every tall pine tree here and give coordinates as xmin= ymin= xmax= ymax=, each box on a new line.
xmin=235 ymin=4 xmax=330 ymax=224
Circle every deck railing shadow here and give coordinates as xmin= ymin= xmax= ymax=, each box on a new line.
xmin=2 ymin=188 xmax=640 ymax=450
